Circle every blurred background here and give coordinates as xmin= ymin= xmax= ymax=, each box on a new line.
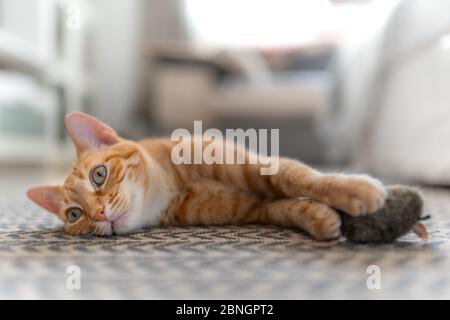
xmin=1 ymin=0 xmax=450 ymax=192
xmin=3 ymin=0 xmax=450 ymax=300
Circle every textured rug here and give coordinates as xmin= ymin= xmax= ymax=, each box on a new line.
xmin=1 ymin=188 xmax=450 ymax=299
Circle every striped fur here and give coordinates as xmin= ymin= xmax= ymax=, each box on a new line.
xmin=27 ymin=113 xmax=387 ymax=241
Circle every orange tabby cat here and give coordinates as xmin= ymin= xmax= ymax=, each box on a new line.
xmin=27 ymin=112 xmax=386 ymax=240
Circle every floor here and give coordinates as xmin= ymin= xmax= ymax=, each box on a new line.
xmin=1 ymin=166 xmax=450 ymax=299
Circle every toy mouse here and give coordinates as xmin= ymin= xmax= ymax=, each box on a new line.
xmin=339 ymin=185 xmax=428 ymax=243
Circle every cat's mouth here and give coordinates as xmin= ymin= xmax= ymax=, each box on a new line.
xmin=109 ymin=211 xmax=129 ymax=232
xmin=94 ymin=211 xmax=129 ymax=236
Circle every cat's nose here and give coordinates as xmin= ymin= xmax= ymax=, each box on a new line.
xmin=91 ymin=206 xmax=106 ymax=221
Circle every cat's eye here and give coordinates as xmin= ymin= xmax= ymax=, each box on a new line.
xmin=91 ymin=165 xmax=107 ymax=187
xmin=66 ymin=207 xmax=83 ymax=223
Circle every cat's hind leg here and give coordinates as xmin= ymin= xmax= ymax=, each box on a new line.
xmin=247 ymin=198 xmax=342 ymax=241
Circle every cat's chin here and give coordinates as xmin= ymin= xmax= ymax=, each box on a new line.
xmin=94 ymin=221 xmax=113 ymax=236
xmin=94 ymin=220 xmax=127 ymax=236
xmin=109 ymin=211 xmax=130 ymax=234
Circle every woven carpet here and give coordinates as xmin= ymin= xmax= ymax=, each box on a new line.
xmin=1 ymin=188 xmax=450 ymax=299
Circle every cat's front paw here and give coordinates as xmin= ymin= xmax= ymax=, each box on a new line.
xmin=305 ymin=203 xmax=342 ymax=241
xmin=322 ymin=174 xmax=387 ymax=216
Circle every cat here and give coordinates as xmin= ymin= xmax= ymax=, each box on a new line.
xmin=27 ymin=112 xmax=386 ymax=240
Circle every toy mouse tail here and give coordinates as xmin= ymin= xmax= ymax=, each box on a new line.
xmin=412 ymin=222 xmax=428 ymax=241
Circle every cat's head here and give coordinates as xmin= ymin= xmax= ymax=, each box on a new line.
xmin=27 ymin=112 xmax=149 ymax=236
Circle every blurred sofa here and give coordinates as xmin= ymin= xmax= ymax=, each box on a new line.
xmin=147 ymin=45 xmax=331 ymax=129
xmin=328 ymin=0 xmax=450 ymax=184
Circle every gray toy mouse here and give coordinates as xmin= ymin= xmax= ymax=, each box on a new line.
xmin=338 ymin=185 xmax=428 ymax=243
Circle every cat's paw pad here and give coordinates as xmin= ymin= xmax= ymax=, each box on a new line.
xmin=306 ymin=203 xmax=342 ymax=241
xmin=324 ymin=174 xmax=386 ymax=216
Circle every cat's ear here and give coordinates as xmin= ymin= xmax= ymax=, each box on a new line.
xmin=27 ymin=185 xmax=62 ymax=215
xmin=65 ymin=112 xmax=119 ymax=154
